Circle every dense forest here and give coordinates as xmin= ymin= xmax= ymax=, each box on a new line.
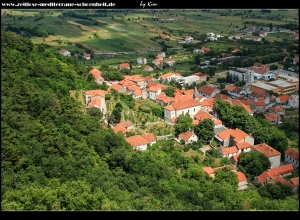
xmin=1 ymin=31 xmax=299 ymax=210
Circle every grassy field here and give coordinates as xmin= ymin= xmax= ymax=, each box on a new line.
xmin=2 ymin=9 xmax=298 ymax=54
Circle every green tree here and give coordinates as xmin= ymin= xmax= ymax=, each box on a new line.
xmin=238 ymin=151 xmax=271 ymax=180
xmin=194 ymin=119 xmax=214 ymax=143
xmin=163 ymin=87 xmax=176 ymax=97
xmin=174 ymin=113 xmax=194 ymax=136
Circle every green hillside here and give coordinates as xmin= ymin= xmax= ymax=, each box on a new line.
xmin=1 ymin=31 xmax=298 ymax=211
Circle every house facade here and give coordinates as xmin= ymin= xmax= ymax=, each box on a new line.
xmin=164 ymin=99 xmax=202 ymax=123
xmin=137 ymin=57 xmax=147 ymax=64
xmin=178 ymin=131 xmax=199 ymax=144
xmin=285 ymin=148 xmax=299 ymax=172
xmin=236 ymin=171 xmax=248 ymax=191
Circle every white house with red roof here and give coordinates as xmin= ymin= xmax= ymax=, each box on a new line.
xmin=158 ymin=51 xmax=166 ymax=58
xmin=251 ymin=36 xmax=261 ymax=41
xmin=118 ymin=63 xmax=130 ymax=70
xmin=200 ymin=47 xmax=210 ymax=54
xmin=236 ymin=171 xmax=248 ymax=191
xmin=284 ymin=148 xmax=299 ymax=172
xmin=84 ymin=53 xmax=91 ymax=60
xmin=184 ymin=35 xmax=193 ymax=42
xmin=159 ymin=34 xmax=170 ymax=39
xmin=158 ymin=72 xmax=176 ymax=82
xmin=165 ymin=58 xmax=176 ymax=67
xmin=144 ymin=65 xmax=154 ymax=71
xmin=164 ymin=99 xmax=202 ymax=124
xmin=59 ymin=49 xmax=71 ymax=56
xmin=214 ymin=128 xmax=254 ymax=148
xmin=178 ymin=131 xmax=198 ymax=144
xmin=198 ymin=85 xmax=219 ymax=98
xmin=264 ymin=112 xmax=282 ymax=124
xmin=125 ymin=133 xmax=156 ymax=151
xmin=85 ymin=89 xmax=107 ymax=113
xmin=235 ymin=34 xmax=243 ymax=39
xmin=89 ymin=68 xmax=104 ymax=84
xmin=259 ymin=32 xmax=267 ymax=37
xmin=137 ymin=57 xmax=147 ymax=64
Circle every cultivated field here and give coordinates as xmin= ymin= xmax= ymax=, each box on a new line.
xmin=1 ymin=9 xmax=298 ymax=53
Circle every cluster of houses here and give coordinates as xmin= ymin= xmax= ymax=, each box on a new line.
xmin=59 ymin=49 xmax=91 ymax=60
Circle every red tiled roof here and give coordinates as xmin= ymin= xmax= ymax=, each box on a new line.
xmin=88 ymin=99 xmax=101 ymax=108
xmin=202 ymin=167 xmax=215 ymax=175
xmin=267 ymin=164 xmax=294 ymax=177
xmin=213 ymin=119 xmax=222 ymax=125
xmin=134 ymin=89 xmax=143 ymax=96
xmin=85 ymin=54 xmax=91 ymax=57
xmin=59 ymin=49 xmax=67 ymax=53
xmin=285 ymin=148 xmax=299 ymax=161
xmin=225 ymin=84 xmax=236 ymax=92
xmin=232 ymin=154 xmax=240 ymax=163
xmin=119 ymin=79 xmax=135 ymax=87
xmin=86 ymin=89 xmax=106 ymax=97
xmin=144 ymin=65 xmax=152 ymax=70
xmin=111 ymin=84 xmax=123 ymax=91
xmin=236 ymin=142 xmax=252 ymax=150
xmin=236 ymin=171 xmax=247 ymax=182
xmin=264 ymin=112 xmax=281 ymax=122
xmin=147 ymin=82 xmax=157 ymax=88
xmin=126 ymin=85 xmax=141 ymax=91
xmin=141 ymin=133 xmax=156 ymax=143
xmin=249 ymin=67 xmax=268 ymax=74
xmin=125 ymin=135 xmax=149 ymax=147
xmin=255 ymin=101 xmax=266 ymax=106
xmin=179 ymin=131 xmax=194 ymax=141
xmin=156 ymin=92 xmax=166 ymax=101
xmin=201 ymin=47 xmax=210 ymax=52
xmin=144 ymin=76 xmax=152 ymax=81
xmin=120 ymin=120 xmax=133 ymax=128
xmin=194 ymin=72 xmax=207 ymax=77
xmin=194 ymin=110 xmax=214 ymax=121
xmin=192 ymin=120 xmax=199 ymax=125
xmin=236 ymin=34 xmax=242 ymax=36
xmin=159 ymin=72 xmax=175 ymax=79
xmin=252 ymin=143 xmax=281 ymax=157
xmin=217 ymin=128 xmax=250 ymax=143
xmin=290 ymin=177 xmax=299 ymax=186
xmin=198 ymin=85 xmax=217 ymax=95
xmin=165 ymin=99 xmax=201 ymax=111
xmin=278 ymin=94 xmax=291 ymax=101
xmin=119 ymin=63 xmax=130 ymax=68
xmin=268 ymin=106 xmax=285 ymax=113
xmin=221 ymin=146 xmax=238 ymax=155
xmin=89 ymin=68 xmax=102 ymax=79
xmin=214 ymin=93 xmax=230 ymax=100
xmin=232 ymin=99 xmax=253 ymax=114
xmin=113 ymin=124 xmax=129 ymax=134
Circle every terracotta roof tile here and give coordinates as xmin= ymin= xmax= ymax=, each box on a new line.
xmin=217 ymin=128 xmax=250 ymax=143
xmin=113 ymin=124 xmax=129 ymax=134
xmin=88 ymin=99 xmax=101 ymax=108
xmin=120 ymin=120 xmax=133 ymax=128
xmin=285 ymin=148 xmax=299 ymax=161
xmin=89 ymin=68 xmax=102 ymax=79
xmin=252 ymin=143 xmax=281 ymax=157
xmin=290 ymin=177 xmax=299 ymax=186
xmin=86 ymin=89 xmax=106 ymax=97
xmin=221 ymin=146 xmax=238 ymax=155
xmin=198 ymin=85 xmax=217 ymax=95
xmin=179 ymin=131 xmax=194 ymax=141
xmin=255 ymin=101 xmax=266 ymax=106
xmin=170 ymin=99 xmax=201 ymax=110
xmin=268 ymin=106 xmax=285 ymax=113
xmin=111 ymin=84 xmax=123 ymax=91
xmin=202 ymin=167 xmax=215 ymax=175
xmin=236 ymin=171 xmax=247 ymax=182
xmin=141 ymin=133 xmax=156 ymax=143
xmin=194 ymin=110 xmax=214 ymax=121
xmin=278 ymin=94 xmax=291 ymax=101
xmin=236 ymin=142 xmax=252 ymax=150
xmin=159 ymin=72 xmax=175 ymax=79
xmin=125 ymin=135 xmax=149 ymax=147
xmin=119 ymin=63 xmax=130 ymax=68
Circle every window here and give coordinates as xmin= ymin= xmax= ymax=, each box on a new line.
xmin=194 ymin=108 xmax=195 ymax=112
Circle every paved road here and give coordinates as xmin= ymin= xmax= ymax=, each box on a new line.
xmin=215 ymin=62 xmax=279 ymax=75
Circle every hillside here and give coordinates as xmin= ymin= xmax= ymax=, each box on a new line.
xmin=1 ymin=31 xmax=299 ymax=211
